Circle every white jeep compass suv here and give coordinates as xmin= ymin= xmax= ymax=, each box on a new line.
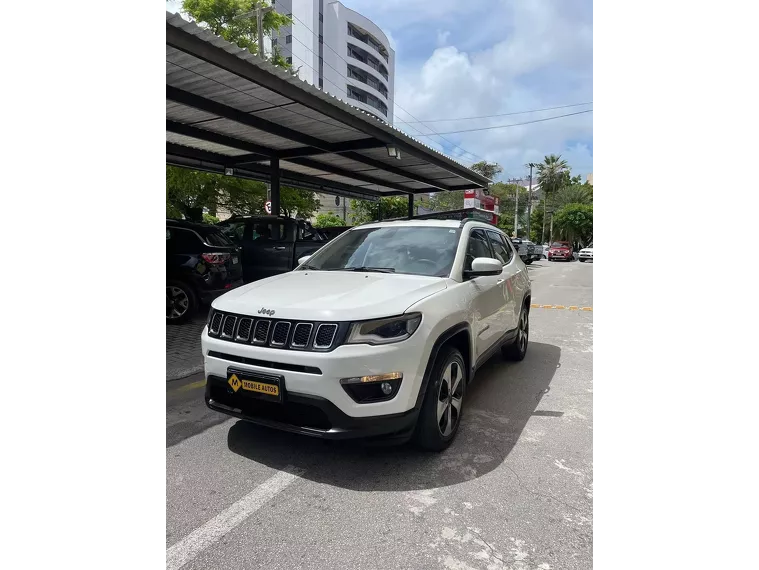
xmin=202 ymin=219 xmax=531 ymax=450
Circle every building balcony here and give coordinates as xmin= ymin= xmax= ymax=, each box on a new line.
xmin=347 ymin=23 xmax=390 ymax=63
xmin=347 ymin=64 xmax=388 ymax=99
xmin=346 ymin=40 xmax=389 ymax=81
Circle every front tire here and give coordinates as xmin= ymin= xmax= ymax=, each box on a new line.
xmin=413 ymin=346 xmax=466 ymax=451
xmin=502 ymin=305 xmax=529 ymax=361
xmin=579 ymin=258 xmax=586 ymax=262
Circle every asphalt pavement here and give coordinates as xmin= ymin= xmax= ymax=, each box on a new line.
xmin=166 ymin=258 xmax=593 ymax=570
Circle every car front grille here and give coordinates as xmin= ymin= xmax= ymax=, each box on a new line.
xmin=207 ymin=309 xmax=344 ymax=351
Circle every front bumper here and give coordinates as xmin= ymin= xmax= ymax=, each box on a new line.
xmin=579 ymin=253 xmax=593 ymax=259
xmin=201 ymin=325 xmax=430 ymax=428
xmin=205 ymin=376 xmax=418 ymax=440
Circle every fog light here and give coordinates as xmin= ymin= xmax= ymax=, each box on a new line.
xmin=340 ymin=373 xmax=403 ymax=403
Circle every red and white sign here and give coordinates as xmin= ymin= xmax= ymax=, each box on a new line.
xmin=264 ymin=200 xmax=272 ymax=214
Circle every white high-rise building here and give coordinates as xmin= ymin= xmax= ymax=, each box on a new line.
xmin=270 ymin=0 xmax=395 ymax=124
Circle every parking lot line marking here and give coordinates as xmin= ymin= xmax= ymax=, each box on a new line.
xmin=555 ymin=305 xmax=566 ymax=309
xmin=166 ymin=467 xmax=303 ymax=570
xmin=581 ymin=307 xmax=593 ymax=311
xmin=569 ymin=306 xmax=579 ymax=310
xmin=532 ymin=305 xmax=592 ymax=311
xmin=172 ymin=379 xmax=207 ymax=393
xmin=531 ymin=304 xmax=540 ymax=308
xmin=541 ymin=305 xmax=554 ymax=309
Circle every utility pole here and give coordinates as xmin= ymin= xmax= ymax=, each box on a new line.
xmin=342 ymin=197 xmax=347 ymax=222
xmin=507 ymin=177 xmax=521 ymax=237
xmin=541 ymin=192 xmax=548 ymax=245
xmin=526 ymin=163 xmax=536 ymax=240
xmin=233 ymin=4 xmax=274 ymax=60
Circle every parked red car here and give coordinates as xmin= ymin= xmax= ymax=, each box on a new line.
xmin=547 ymin=241 xmax=574 ymax=262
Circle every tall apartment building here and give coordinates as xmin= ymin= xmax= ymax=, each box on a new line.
xmin=270 ymin=0 xmax=395 ymax=124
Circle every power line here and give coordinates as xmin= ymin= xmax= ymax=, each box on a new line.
xmin=395 ymin=102 xmax=593 ymax=124
xmin=286 ymin=13 xmax=487 ymax=164
xmin=413 ymin=110 xmax=593 ymax=136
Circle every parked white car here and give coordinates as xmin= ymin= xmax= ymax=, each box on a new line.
xmin=201 ymin=219 xmax=532 ymax=450
xmin=578 ymin=244 xmax=593 ymax=262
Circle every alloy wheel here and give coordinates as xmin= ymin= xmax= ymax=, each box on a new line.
xmin=437 ymin=359 xmax=464 ymax=437
xmin=167 ymin=286 xmax=189 ymax=320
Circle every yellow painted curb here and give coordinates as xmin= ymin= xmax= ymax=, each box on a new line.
xmin=171 ymin=379 xmax=207 ymax=393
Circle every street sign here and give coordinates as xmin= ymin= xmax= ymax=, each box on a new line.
xmin=264 ymin=200 xmax=272 ymax=214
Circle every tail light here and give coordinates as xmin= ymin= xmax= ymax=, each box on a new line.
xmin=202 ymin=253 xmax=231 ymax=265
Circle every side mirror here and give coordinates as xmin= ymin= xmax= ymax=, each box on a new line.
xmin=298 ymin=255 xmax=312 ymax=266
xmin=464 ymin=257 xmax=502 ymax=278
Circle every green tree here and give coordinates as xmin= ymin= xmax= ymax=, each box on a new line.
xmin=181 ymin=0 xmax=293 ymax=68
xmin=535 ymin=154 xmax=570 ymax=241
xmin=552 ymin=203 xmax=593 ymax=249
xmin=469 ymin=161 xmax=503 ymax=181
xmin=313 ymin=212 xmax=345 ymax=227
xmin=428 ymin=190 xmax=464 ymax=212
xmin=552 ymin=183 xmax=593 ymax=210
xmin=350 ymin=196 xmax=411 ymax=224
xmin=166 ymin=166 xmax=321 ymax=220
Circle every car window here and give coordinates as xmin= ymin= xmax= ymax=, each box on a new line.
xmin=487 ymin=230 xmax=513 ymax=264
xmin=465 ymin=229 xmax=494 ymax=271
xmin=252 ymin=222 xmax=285 ymax=242
xmin=202 ymin=230 xmax=234 ymax=247
xmin=166 ymin=227 xmax=202 ymax=252
xmin=219 ymin=222 xmax=246 ymax=243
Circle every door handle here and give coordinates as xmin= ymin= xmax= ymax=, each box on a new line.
xmin=496 ymin=279 xmax=505 ymax=285
xmin=273 ymin=246 xmax=287 ymax=251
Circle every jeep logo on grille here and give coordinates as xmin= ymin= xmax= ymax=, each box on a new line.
xmin=258 ymin=307 xmax=276 ymax=316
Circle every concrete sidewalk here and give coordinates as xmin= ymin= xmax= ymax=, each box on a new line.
xmin=166 ymin=309 xmax=208 ymax=381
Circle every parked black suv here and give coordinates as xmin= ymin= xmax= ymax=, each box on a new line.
xmin=216 ymin=215 xmax=327 ymax=283
xmin=166 ymin=219 xmax=243 ymax=324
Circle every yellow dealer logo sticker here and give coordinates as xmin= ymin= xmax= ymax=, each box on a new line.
xmin=228 ymin=373 xmax=241 ymax=392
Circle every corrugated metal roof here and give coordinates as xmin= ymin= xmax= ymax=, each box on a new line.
xmin=166 ymin=11 xmax=490 ymax=200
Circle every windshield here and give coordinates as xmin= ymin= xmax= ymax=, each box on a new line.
xmin=299 ymin=226 xmax=461 ymax=277
xmin=551 ymin=242 xmax=568 ymax=248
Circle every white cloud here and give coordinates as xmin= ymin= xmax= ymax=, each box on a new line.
xmin=371 ymin=0 xmax=593 ymax=179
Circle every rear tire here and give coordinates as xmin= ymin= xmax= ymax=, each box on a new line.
xmin=413 ymin=346 xmax=466 ymax=451
xmin=502 ymin=305 xmax=529 ymax=361
xmin=167 ymin=280 xmax=197 ymax=325
xmin=579 ymin=258 xmax=586 ymax=262
xmin=525 ymin=259 xmax=533 ymax=265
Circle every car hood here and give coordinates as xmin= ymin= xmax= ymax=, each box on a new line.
xmin=580 ymin=248 xmax=593 ymax=253
xmin=212 ymin=270 xmax=448 ymax=321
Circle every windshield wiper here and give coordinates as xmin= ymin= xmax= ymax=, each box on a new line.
xmin=340 ymin=266 xmax=396 ymax=273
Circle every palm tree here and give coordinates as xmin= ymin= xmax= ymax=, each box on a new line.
xmin=536 ymin=154 xmax=569 ymax=243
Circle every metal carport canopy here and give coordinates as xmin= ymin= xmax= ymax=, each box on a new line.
xmin=165 ymin=11 xmax=490 ymax=213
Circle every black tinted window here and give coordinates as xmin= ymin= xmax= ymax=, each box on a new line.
xmin=202 ymin=230 xmax=234 ymax=247
xmin=465 ymin=229 xmax=494 ymax=270
xmin=487 ymin=231 xmax=513 ymax=264
xmin=252 ymin=222 xmax=285 ymax=242
xmin=167 ymin=227 xmax=202 ymax=252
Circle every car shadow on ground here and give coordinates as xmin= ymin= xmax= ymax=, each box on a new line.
xmin=226 ymin=341 xmax=561 ymax=491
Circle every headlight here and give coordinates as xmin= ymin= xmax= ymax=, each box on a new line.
xmin=346 ymin=313 xmax=422 ymax=345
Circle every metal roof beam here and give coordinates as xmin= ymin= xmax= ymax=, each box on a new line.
xmin=166 ymin=143 xmax=398 ymax=201
xmin=341 ymin=152 xmax=453 ymax=191
xmin=276 ymin=138 xmax=386 ymax=158
xmin=167 ymin=86 xmax=336 ymax=152
xmin=287 ymin=157 xmax=416 ymax=195
xmin=166 ymin=120 xmax=273 ymax=161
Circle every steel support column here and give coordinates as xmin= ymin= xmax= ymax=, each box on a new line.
xmin=270 ymin=157 xmax=281 ymax=216
xmin=408 ymin=194 xmax=414 ymax=219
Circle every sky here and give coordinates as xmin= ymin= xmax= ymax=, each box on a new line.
xmin=165 ymin=0 xmax=593 ymax=181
